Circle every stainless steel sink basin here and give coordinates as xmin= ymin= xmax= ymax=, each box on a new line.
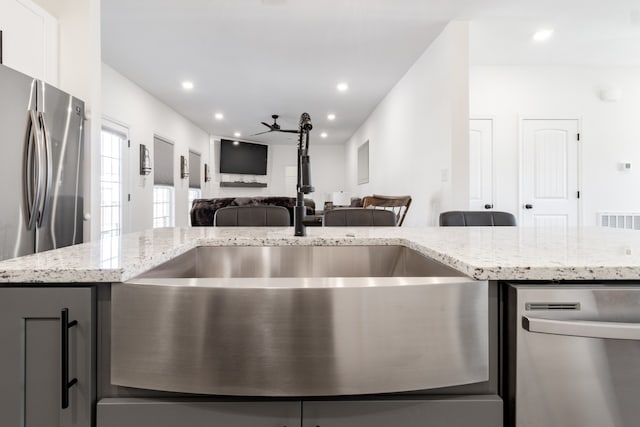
xmin=111 ymin=245 xmax=488 ymax=397
xmin=134 ymin=245 xmax=464 ymax=279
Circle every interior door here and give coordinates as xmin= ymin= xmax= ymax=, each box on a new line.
xmin=469 ymin=119 xmax=493 ymax=211
xmin=521 ymin=119 xmax=579 ymax=227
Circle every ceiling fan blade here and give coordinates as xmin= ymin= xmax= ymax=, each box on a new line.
xmin=279 ymin=129 xmax=300 ymax=134
xmin=261 ymin=122 xmax=274 ymax=129
xmin=251 ymin=130 xmax=273 ymax=136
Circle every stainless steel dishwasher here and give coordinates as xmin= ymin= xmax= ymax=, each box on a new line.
xmin=506 ymin=284 xmax=640 ymax=427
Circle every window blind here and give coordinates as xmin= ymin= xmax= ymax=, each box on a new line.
xmin=154 ymin=137 xmax=174 ymax=186
xmin=189 ymin=151 xmax=201 ymax=188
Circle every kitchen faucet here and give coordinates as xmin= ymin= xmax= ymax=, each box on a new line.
xmin=294 ymin=112 xmax=314 ymax=236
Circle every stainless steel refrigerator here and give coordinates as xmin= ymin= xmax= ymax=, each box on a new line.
xmin=0 ymin=64 xmax=84 ymax=262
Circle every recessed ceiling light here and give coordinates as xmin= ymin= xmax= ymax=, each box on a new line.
xmin=320 ymin=132 xmax=328 ymax=138
xmin=337 ymin=82 xmax=349 ymax=92
xmin=182 ymin=81 xmax=194 ymax=90
xmin=532 ymin=29 xmax=554 ymax=42
xmin=233 ymin=132 xmax=241 ymax=138
xmin=214 ymin=113 xmax=224 ymax=120
xmin=327 ymin=114 xmax=336 ymax=121
xmin=233 ymin=140 xmax=240 ymax=146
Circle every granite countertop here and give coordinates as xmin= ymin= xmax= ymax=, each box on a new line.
xmin=0 ymin=226 xmax=639 ymax=283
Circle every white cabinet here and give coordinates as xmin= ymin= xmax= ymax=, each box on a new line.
xmin=0 ymin=0 xmax=58 ymax=83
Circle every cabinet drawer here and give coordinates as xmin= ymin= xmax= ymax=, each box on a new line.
xmin=303 ymin=397 xmax=503 ymax=427
xmin=97 ymin=398 xmax=301 ymax=427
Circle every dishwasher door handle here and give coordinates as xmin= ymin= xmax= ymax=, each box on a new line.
xmin=522 ymin=316 xmax=640 ymax=340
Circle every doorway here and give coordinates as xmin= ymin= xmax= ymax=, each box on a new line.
xmin=520 ymin=119 xmax=580 ymax=227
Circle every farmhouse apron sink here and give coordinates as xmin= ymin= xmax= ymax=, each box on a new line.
xmin=111 ymin=245 xmax=488 ymax=396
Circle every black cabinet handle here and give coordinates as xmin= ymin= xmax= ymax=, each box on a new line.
xmin=61 ymin=308 xmax=78 ymax=410
xmin=524 ymin=204 xmax=533 ymax=210
xmin=484 ymin=204 xmax=493 ymax=210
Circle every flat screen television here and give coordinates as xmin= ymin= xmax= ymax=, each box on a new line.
xmin=219 ymin=139 xmax=268 ymax=175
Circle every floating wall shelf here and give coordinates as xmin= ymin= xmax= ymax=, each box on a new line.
xmin=220 ymin=181 xmax=268 ymax=188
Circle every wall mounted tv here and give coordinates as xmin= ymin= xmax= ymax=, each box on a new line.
xmin=219 ymin=139 xmax=268 ymax=175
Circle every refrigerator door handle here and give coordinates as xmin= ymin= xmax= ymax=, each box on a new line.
xmin=522 ymin=316 xmax=640 ymax=340
xmin=25 ymin=110 xmax=44 ymax=230
xmin=37 ymin=111 xmax=52 ymax=227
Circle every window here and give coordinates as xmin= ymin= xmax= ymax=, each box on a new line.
xmin=188 ymin=150 xmax=202 ymax=225
xmin=188 ymin=188 xmax=202 ymax=222
xmin=153 ymin=136 xmax=175 ymax=228
xmin=100 ymin=127 xmax=125 ymax=238
xmin=153 ymin=186 xmax=174 ymax=228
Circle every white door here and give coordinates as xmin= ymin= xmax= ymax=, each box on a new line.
xmin=469 ymin=119 xmax=493 ymax=211
xmin=521 ymin=119 xmax=579 ymax=227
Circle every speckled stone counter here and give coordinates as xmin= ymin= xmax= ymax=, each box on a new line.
xmin=0 ymin=226 xmax=639 ymax=283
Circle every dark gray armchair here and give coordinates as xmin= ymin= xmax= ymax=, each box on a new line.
xmin=214 ymin=206 xmax=291 ymax=226
xmin=323 ymin=208 xmax=397 ymax=226
xmin=439 ymin=211 xmax=517 ymax=226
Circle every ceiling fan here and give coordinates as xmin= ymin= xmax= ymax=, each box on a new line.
xmin=252 ymin=114 xmax=299 ymax=136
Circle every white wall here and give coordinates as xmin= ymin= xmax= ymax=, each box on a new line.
xmin=344 ymin=21 xmax=470 ymax=226
xmin=102 ymin=63 xmax=213 ymax=231
xmin=470 ymin=65 xmax=640 ymax=225
xmin=211 ymin=139 xmax=345 ymax=210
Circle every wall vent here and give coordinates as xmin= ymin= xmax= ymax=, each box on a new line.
xmin=598 ymin=212 xmax=640 ymax=230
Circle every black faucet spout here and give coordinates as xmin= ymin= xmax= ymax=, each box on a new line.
xmin=294 ymin=193 xmax=307 ymax=236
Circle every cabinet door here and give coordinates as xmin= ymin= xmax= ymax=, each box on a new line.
xmin=302 ymin=398 xmax=502 ymax=427
xmin=0 ymin=0 xmax=58 ymax=83
xmin=0 ymin=287 xmax=94 ymax=427
xmin=97 ymin=399 xmax=301 ymax=427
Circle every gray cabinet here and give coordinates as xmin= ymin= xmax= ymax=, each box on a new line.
xmin=97 ymin=399 xmax=301 ymax=427
xmin=97 ymin=397 xmax=501 ymax=427
xmin=0 ymin=287 xmax=95 ymax=427
xmin=302 ymin=397 xmax=503 ymax=427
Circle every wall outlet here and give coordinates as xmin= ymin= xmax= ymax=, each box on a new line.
xmin=440 ymin=169 xmax=449 ymax=182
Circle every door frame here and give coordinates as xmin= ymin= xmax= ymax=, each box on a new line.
xmin=469 ymin=116 xmax=496 ymax=210
xmin=518 ymin=115 xmax=583 ymax=226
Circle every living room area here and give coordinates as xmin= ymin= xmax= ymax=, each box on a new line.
xmin=103 ymin=5 xmax=640 ymax=237
xmin=9 ymin=0 xmax=635 ymax=238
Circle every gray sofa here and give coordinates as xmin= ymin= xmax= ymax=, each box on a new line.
xmin=190 ymin=196 xmax=315 ymax=226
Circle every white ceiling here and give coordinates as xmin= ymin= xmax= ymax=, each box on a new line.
xmin=470 ymin=0 xmax=640 ymax=66
xmin=101 ymin=0 xmax=640 ymax=145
